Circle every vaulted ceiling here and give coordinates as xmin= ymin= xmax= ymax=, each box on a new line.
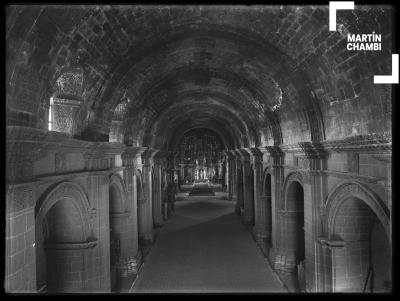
xmin=6 ymin=5 xmax=393 ymax=150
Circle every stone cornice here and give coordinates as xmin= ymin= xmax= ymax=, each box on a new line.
xmin=282 ymin=165 xmax=385 ymax=184
xmin=6 ymin=168 xmax=114 ymax=187
xmin=7 ymin=126 xmax=126 ymax=161
xmin=321 ymin=134 xmax=392 ymax=153
xmin=234 ymin=149 xmax=251 ymax=161
xmin=280 ymin=142 xmax=327 ymax=159
xmin=280 ymin=134 xmax=392 ymax=156
xmin=259 ymin=146 xmax=284 ymax=157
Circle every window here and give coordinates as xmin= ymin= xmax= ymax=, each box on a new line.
xmin=48 ymin=97 xmax=54 ymax=131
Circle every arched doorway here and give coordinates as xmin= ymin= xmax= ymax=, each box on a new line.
xmin=331 ymin=197 xmax=391 ymax=292
xmin=286 ymin=181 xmax=305 ymax=264
xmin=285 ymin=180 xmax=305 ymax=291
xmin=35 ymin=182 xmax=94 ymax=293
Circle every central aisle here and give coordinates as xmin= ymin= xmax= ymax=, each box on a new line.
xmin=131 ymin=198 xmax=286 ymax=293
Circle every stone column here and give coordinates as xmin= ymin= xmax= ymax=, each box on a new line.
xmin=234 ymin=151 xmax=243 ymax=215
xmin=83 ymin=150 xmax=115 ymax=292
xmin=238 ymin=149 xmax=254 ymax=225
xmin=5 ymin=184 xmax=37 ymax=292
xmin=224 ymin=158 xmax=229 ymax=193
xmin=249 ymin=148 xmax=266 ymax=245
xmin=138 ymin=149 xmax=159 ymax=243
xmin=297 ymin=145 xmax=327 ymax=292
xmin=315 ymin=238 xmax=345 ymax=292
xmin=121 ymin=147 xmax=146 ymax=272
xmin=152 ymin=152 xmax=164 ymax=227
xmin=223 ymin=151 xmax=235 ymax=201
xmin=259 ymin=146 xmax=284 ymax=266
xmin=275 ymin=210 xmax=304 ymax=272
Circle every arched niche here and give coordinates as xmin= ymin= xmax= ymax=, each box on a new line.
xmin=282 ymin=172 xmax=303 ymax=211
xmin=35 ymin=182 xmax=96 ymax=293
xmin=279 ymin=172 xmax=305 ymax=286
xmin=325 ymin=181 xmax=390 ymax=242
xmin=324 ymin=181 xmax=391 ymax=292
xmin=262 ymin=168 xmax=273 ymax=246
xmin=108 ymin=174 xmax=130 ymax=291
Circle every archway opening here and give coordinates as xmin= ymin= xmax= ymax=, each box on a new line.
xmin=36 ymin=198 xmax=86 ymax=292
xmin=286 ymin=181 xmax=305 ymax=291
xmin=286 ymin=181 xmax=305 ymax=262
xmin=332 ymin=197 xmax=391 ymax=292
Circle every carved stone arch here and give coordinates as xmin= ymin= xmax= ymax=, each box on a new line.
xmin=109 ymin=173 xmax=128 ymax=213
xmin=324 ymin=180 xmax=390 ymax=241
xmin=35 ymin=181 xmax=92 ymax=241
xmin=262 ymin=166 xmax=273 ymax=196
xmin=282 ymin=172 xmax=303 ymax=210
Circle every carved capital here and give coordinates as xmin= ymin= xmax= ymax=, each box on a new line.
xmin=121 ymin=147 xmax=146 ymax=167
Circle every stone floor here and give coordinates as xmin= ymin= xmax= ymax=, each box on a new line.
xmin=131 ymin=198 xmax=287 ymax=293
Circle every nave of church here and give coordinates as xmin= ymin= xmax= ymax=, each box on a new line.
xmin=6 ymin=5 xmax=392 ymax=293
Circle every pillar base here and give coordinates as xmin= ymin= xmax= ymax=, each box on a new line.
xmin=273 ymin=254 xmax=297 ymax=273
xmin=116 ymin=253 xmax=143 ymax=277
xmin=253 ymin=230 xmax=270 ymax=255
xmin=139 ymin=232 xmax=154 ymax=245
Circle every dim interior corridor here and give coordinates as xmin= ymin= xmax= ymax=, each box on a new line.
xmin=6 ymin=5 xmax=393 ymax=294
xmin=131 ymin=197 xmax=286 ymax=293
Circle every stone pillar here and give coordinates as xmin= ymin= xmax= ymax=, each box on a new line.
xmin=152 ymin=153 xmax=164 ymax=227
xmin=298 ymin=147 xmax=327 ymax=292
xmin=258 ymin=146 xmax=284 ymax=266
xmin=315 ymin=238 xmax=345 ymax=292
xmin=223 ymin=151 xmax=235 ymax=201
xmin=139 ymin=149 xmax=157 ymax=243
xmin=110 ymin=211 xmax=139 ymax=278
xmin=249 ymin=148 xmax=266 ymax=245
xmin=238 ymin=149 xmax=253 ymax=225
xmin=121 ymin=147 xmax=144 ymax=271
xmin=84 ymin=170 xmax=111 ymax=292
xmin=5 ymin=184 xmax=37 ymax=292
xmin=234 ymin=152 xmax=243 ymax=215
xmin=275 ymin=210 xmax=303 ymax=272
